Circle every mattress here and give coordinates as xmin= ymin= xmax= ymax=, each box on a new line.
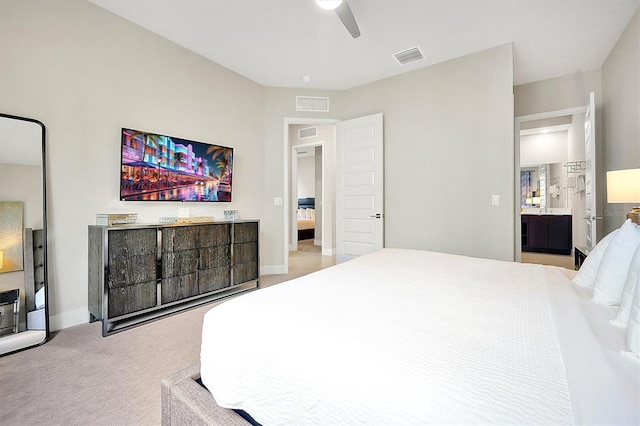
xmin=297 ymin=218 xmax=315 ymax=231
xmin=200 ymin=248 xmax=640 ymax=425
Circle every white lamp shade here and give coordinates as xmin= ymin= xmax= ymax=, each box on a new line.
xmin=316 ymin=0 xmax=343 ymax=10
xmin=607 ymin=169 xmax=640 ymax=203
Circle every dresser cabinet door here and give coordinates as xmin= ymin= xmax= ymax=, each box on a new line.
xmin=548 ymin=215 xmax=572 ymax=252
xmin=161 ymin=226 xmax=199 ymax=303
xmin=528 ymin=216 xmax=549 ymax=250
xmin=233 ymin=222 xmax=258 ymax=285
xmin=521 ymin=215 xmax=572 ymax=255
xmin=107 ymin=228 xmax=158 ymax=317
xmin=198 ymin=224 xmax=231 ymax=294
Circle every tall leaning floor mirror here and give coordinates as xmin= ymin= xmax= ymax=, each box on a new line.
xmin=0 ymin=113 xmax=48 ymax=356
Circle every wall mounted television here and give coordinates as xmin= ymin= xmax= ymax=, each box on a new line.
xmin=120 ymin=128 xmax=233 ymax=202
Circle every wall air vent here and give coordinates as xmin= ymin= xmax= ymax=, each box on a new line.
xmin=296 ymin=96 xmax=329 ymax=112
xmin=298 ymin=126 xmax=318 ymax=139
xmin=393 ymin=46 xmax=424 ymax=66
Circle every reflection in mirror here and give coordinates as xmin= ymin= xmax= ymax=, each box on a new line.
xmin=521 ymin=163 xmax=575 ymax=210
xmin=521 ymin=165 xmax=548 ymax=208
xmin=0 ymin=113 xmax=47 ymax=356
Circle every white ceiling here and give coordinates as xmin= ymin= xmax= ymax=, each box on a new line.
xmin=89 ymin=0 xmax=639 ymax=90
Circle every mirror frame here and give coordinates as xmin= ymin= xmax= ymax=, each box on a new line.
xmin=0 ymin=112 xmax=48 ymax=356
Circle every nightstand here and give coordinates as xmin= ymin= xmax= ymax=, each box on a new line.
xmin=574 ymin=246 xmax=592 ymax=270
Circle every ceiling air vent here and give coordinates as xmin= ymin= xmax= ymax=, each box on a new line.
xmin=393 ymin=46 xmax=424 ymax=66
xmin=298 ymin=126 xmax=318 ymax=139
xmin=296 ymin=96 xmax=329 ymax=112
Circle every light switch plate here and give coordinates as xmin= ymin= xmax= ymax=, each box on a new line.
xmin=491 ymin=195 xmax=500 ymax=206
xmin=274 ymin=197 xmax=283 ymax=206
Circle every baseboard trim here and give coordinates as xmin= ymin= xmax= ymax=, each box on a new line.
xmin=49 ymin=307 xmax=90 ymax=331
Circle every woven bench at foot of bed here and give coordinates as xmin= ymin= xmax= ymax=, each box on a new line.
xmin=161 ymin=363 xmax=250 ymax=426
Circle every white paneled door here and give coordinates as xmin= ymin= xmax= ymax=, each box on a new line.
xmin=584 ymin=92 xmax=598 ymax=248
xmin=336 ymin=113 xmax=384 ymax=263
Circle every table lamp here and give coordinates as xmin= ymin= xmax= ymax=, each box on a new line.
xmin=607 ymin=168 xmax=640 ymax=224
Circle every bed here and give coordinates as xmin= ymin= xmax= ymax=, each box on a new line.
xmin=297 ymin=197 xmax=315 ymax=241
xmin=162 ymin=230 xmax=640 ymax=425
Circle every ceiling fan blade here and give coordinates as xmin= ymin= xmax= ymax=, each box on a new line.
xmin=335 ymin=0 xmax=361 ymax=38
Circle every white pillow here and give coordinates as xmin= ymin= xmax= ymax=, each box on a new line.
xmin=593 ymin=220 xmax=640 ymax=306
xmin=572 ymin=229 xmax=618 ymax=288
xmin=626 ymin=271 xmax=640 ymax=357
xmin=611 ymin=244 xmax=640 ymax=327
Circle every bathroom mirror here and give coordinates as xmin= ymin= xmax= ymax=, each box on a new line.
xmin=521 ymin=165 xmax=548 ymax=208
xmin=521 ymin=162 xmax=575 ymax=210
xmin=0 ymin=113 xmax=48 ymax=356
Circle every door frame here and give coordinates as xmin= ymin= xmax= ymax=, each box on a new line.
xmin=283 ymin=117 xmax=339 ymax=273
xmin=514 ymin=106 xmax=587 ymax=261
xmin=291 ymin=141 xmax=324 ymax=252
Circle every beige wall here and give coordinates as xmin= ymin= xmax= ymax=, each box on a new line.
xmin=296 ymin=155 xmax=315 ymax=198
xmin=514 ymin=70 xmax=602 ymax=117
xmin=0 ymin=0 xmax=265 ymax=329
xmin=265 ymin=45 xmax=516 ymax=265
xmin=602 ymin=8 xmax=640 ymax=234
xmin=0 ymin=165 xmax=42 ymax=231
xmin=520 ymin=132 xmax=568 ymax=166
xmin=262 ymin=88 xmax=344 ymax=272
xmin=342 ymin=44 xmax=515 ymax=261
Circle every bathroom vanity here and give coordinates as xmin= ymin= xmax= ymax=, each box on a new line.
xmin=521 ymin=209 xmax=572 ymax=255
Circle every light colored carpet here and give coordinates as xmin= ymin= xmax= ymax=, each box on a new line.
xmin=0 ymin=250 xmax=334 ymax=426
xmin=0 ymin=301 xmax=210 ymax=425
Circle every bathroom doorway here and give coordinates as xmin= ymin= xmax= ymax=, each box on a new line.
xmin=514 ymin=105 xmax=589 ymax=267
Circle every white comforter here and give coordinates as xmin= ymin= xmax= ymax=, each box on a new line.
xmin=200 ymin=248 xmax=639 ymax=425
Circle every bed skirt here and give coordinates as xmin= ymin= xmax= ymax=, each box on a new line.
xmin=297 ymin=228 xmax=314 ymax=241
xmin=161 ymin=363 xmax=250 ymax=426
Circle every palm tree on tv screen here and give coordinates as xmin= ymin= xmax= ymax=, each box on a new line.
xmin=206 ymin=146 xmax=232 ymax=181
xmin=174 ymin=151 xmax=185 ymax=170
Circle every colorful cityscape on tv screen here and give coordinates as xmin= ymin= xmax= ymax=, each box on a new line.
xmin=120 ymin=128 xmax=233 ymax=202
